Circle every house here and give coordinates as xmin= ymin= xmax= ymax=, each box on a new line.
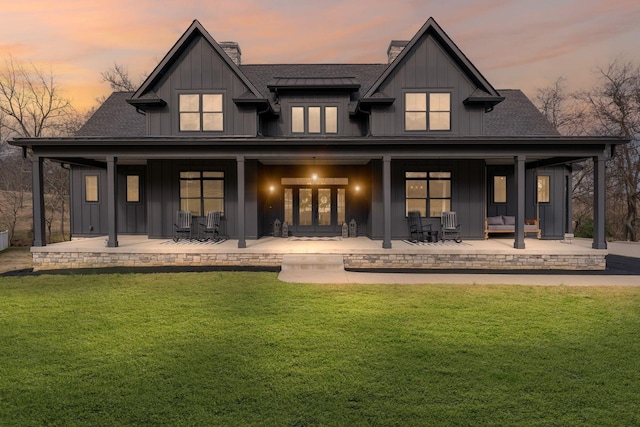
xmin=12 ymin=17 xmax=626 ymax=256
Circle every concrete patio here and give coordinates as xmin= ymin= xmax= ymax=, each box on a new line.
xmin=30 ymin=235 xmax=607 ymax=272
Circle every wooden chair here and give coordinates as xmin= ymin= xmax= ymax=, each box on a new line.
xmin=173 ymin=210 xmax=192 ymax=242
xmin=441 ymin=211 xmax=461 ymax=243
xmin=200 ymin=211 xmax=221 ymax=241
xmin=408 ymin=211 xmax=433 ymax=242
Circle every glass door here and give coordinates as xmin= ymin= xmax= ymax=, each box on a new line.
xmin=283 ymin=186 xmax=345 ymax=235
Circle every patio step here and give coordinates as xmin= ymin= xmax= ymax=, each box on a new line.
xmin=280 ymin=254 xmax=345 ymax=271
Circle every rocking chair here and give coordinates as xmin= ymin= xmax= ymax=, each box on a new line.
xmin=408 ymin=211 xmax=434 ymax=242
xmin=200 ymin=211 xmax=221 ymax=241
xmin=441 ymin=211 xmax=462 ymax=243
xmin=173 ymin=210 xmax=193 ymax=242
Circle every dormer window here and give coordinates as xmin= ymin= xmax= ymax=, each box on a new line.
xmin=404 ymin=92 xmax=451 ymax=131
xmin=291 ymin=106 xmax=338 ymax=134
xmin=179 ymin=93 xmax=223 ymax=132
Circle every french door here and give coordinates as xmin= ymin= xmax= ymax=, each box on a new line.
xmin=284 ymin=186 xmax=346 ymax=235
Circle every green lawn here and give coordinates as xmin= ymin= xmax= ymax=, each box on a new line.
xmin=1 ymin=273 xmax=639 ymax=426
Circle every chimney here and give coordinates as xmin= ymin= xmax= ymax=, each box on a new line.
xmin=220 ymin=41 xmax=241 ymax=65
xmin=387 ymin=40 xmax=409 ymax=64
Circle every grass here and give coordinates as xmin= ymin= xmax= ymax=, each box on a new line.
xmin=1 ymin=272 xmax=639 ymax=426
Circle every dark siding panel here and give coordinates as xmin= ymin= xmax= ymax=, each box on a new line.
xmin=387 ymin=159 xmax=485 ymax=240
xmin=526 ymin=166 xmax=566 ymax=239
xmin=70 ymin=167 xmax=108 ymax=236
xmin=117 ymin=166 xmax=147 ymax=234
xmin=371 ymin=33 xmax=485 ymax=137
xmin=146 ymin=35 xmax=257 ymax=136
xmin=264 ymin=92 xmax=363 ymax=137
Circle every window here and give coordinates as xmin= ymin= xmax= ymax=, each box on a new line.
xmin=179 ymin=171 xmax=224 ymax=216
xmin=292 ymin=107 xmax=305 ymax=133
xmin=325 ymin=107 xmax=338 ymax=133
xmin=179 ymin=93 xmax=223 ymax=132
xmin=405 ymin=93 xmax=427 ymax=131
xmin=493 ymin=176 xmax=507 ymax=203
xmin=429 ymin=93 xmax=451 ymax=131
xmin=537 ymin=175 xmax=550 ymax=203
xmin=428 ymin=172 xmax=452 ymax=217
xmin=405 ymin=171 xmax=451 ymax=217
xmin=126 ymin=175 xmax=140 ymax=203
xmin=85 ymin=175 xmax=99 ymax=203
xmin=405 ymin=92 xmax=451 ymax=131
xmin=308 ymin=107 xmax=321 ymax=133
xmin=291 ymin=106 xmax=338 ymax=134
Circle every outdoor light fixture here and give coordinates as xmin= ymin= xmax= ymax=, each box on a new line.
xmin=269 ymin=185 xmax=275 ymax=193
xmin=311 ymin=156 xmax=318 ymax=182
xmin=355 ymin=185 xmax=361 ymax=192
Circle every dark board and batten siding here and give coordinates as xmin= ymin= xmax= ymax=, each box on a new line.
xmin=486 ymin=165 xmax=570 ymax=240
xmin=147 ymin=37 xmax=257 ymax=137
xmin=70 ymin=168 xmax=108 ymax=236
xmin=146 ymin=159 xmax=261 ymax=240
xmin=368 ymin=159 xmax=486 ymax=240
xmin=264 ymin=92 xmax=366 ymax=137
xmin=370 ymin=34 xmax=484 ymax=136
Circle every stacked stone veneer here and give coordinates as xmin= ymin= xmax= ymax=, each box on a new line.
xmin=32 ymin=250 xmax=605 ymax=271
xmin=343 ymin=253 xmax=606 ymax=270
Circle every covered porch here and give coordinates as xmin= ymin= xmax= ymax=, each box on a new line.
xmin=30 ymin=234 xmax=607 ymax=272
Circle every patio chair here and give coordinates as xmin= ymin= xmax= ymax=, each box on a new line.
xmin=200 ymin=211 xmax=221 ymax=241
xmin=408 ymin=211 xmax=433 ymax=242
xmin=441 ymin=211 xmax=461 ymax=243
xmin=173 ymin=210 xmax=193 ymax=242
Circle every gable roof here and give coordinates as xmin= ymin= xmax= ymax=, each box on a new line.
xmin=128 ymin=20 xmax=264 ymax=109
xmin=363 ymin=17 xmax=503 ymax=109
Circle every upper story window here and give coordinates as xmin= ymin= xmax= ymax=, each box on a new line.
xmin=291 ymin=106 xmax=338 ymax=134
xmin=405 ymin=92 xmax=451 ymax=131
xmin=179 ymin=93 xmax=223 ymax=132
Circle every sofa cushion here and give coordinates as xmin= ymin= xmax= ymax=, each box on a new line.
xmin=503 ymin=215 xmax=516 ymax=225
xmin=487 ymin=216 xmax=504 ymax=225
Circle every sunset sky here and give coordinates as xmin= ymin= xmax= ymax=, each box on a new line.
xmin=1 ymin=0 xmax=639 ymax=112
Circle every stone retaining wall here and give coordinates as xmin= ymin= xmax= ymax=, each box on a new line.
xmin=344 ymin=253 xmax=606 ymax=270
xmin=32 ymin=250 xmax=606 ymax=271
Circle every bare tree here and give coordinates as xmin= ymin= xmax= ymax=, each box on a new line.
xmin=581 ymin=59 xmax=640 ymax=241
xmin=101 ymin=63 xmax=143 ymax=92
xmin=0 ymin=56 xmax=75 ymax=138
xmin=0 ymin=57 xmax=77 ymax=245
xmin=536 ymin=77 xmax=588 ymax=136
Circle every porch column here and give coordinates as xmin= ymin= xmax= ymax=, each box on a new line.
xmin=106 ymin=156 xmax=118 ymax=248
xmin=592 ymin=154 xmax=607 ymax=249
xmin=514 ymin=155 xmax=526 ymax=249
xmin=31 ymin=156 xmax=46 ymax=247
xmin=237 ymin=156 xmax=246 ymax=248
xmin=382 ymin=155 xmax=392 ymax=249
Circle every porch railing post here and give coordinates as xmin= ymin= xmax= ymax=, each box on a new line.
xmin=592 ymin=154 xmax=607 ymax=249
xmin=514 ymin=155 xmax=526 ymax=249
xmin=237 ymin=156 xmax=246 ymax=248
xmin=32 ymin=156 xmax=46 ymax=247
xmin=106 ymin=156 xmax=118 ymax=248
xmin=382 ymin=155 xmax=392 ymax=249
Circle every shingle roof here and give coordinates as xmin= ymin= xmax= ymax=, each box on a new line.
xmin=74 ymin=85 xmax=558 ymax=138
xmin=76 ymin=92 xmax=145 ymax=137
xmin=485 ymin=89 xmax=560 ymax=136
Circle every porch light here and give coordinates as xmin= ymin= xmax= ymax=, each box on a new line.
xmin=355 ymin=185 xmax=361 ymax=192
xmin=269 ymin=185 xmax=275 ymax=193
